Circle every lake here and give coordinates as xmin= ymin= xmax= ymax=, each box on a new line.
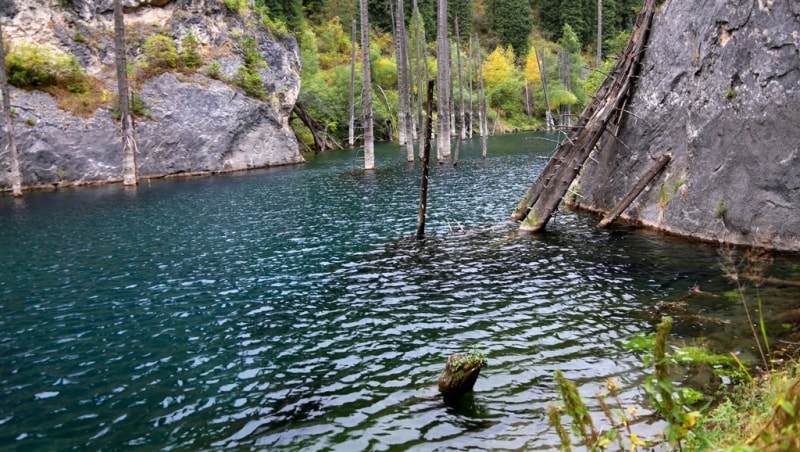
xmin=1 ymin=132 xmax=799 ymax=450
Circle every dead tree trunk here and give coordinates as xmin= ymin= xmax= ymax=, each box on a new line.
xmin=512 ymin=0 xmax=657 ymax=232
xmin=115 ymin=0 xmax=137 ymax=186
xmin=416 ymin=80 xmax=435 ymax=238
xmin=293 ymin=103 xmax=327 ymax=153
xmin=397 ymin=0 xmax=414 ymax=161
xmin=0 ymin=22 xmax=21 ymax=197
xmin=436 ymin=0 xmax=450 ymax=161
xmin=455 ymin=16 xmax=466 ymax=141
xmin=348 ymin=17 xmax=357 ymax=148
xmin=359 ymin=0 xmax=375 ymax=170
xmin=598 ymin=153 xmax=671 ymax=228
xmin=537 ymin=48 xmax=555 ymax=132
xmin=476 ymin=34 xmax=488 ymax=159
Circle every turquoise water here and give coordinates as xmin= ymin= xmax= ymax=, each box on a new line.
xmin=1 ymin=133 xmax=797 ymax=450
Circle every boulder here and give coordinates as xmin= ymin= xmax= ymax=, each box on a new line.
xmin=0 ymin=0 xmax=303 ymax=191
xmin=573 ymin=0 xmax=800 ymax=251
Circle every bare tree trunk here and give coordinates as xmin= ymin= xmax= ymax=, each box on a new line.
xmin=468 ymin=33 xmax=474 ymax=138
xmin=524 ymin=81 xmax=531 ymax=116
xmin=597 ymin=0 xmax=603 ymax=68
xmin=416 ymin=80 xmax=434 ymax=238
xmin=436 ymin=0 xmax=450 ymax=161
xmin=390 ymin=0 xmax=405 ymax=146
xmin=412 ymin=0 xmax=425 ymax=158
xmin=115 ymin=0 xmax=137 ymax=186
xmin=0 ymin=22 xmax=21 ymax=197
xmin=558 ymin=48 xmax=572 ymax=129
xmin=396 ymin=0 xmax=414 ymax=161
xmin=476 ymin=34 xmax=488 ymax=159
xmin=455 ymin=16 xmax=466 ymax=141
xmin=359 ymin=0 xmax=375 ymax=170
xmin=348 ymin=17 xmax=357 ymax=147
xmin=537 ymin=47 xmax=555 ymax=132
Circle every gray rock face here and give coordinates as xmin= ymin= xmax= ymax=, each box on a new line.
xmin=0 ymin=0 xmax=303 ymax=191
xmin=575 ymin=0 xmax=800 ymax=251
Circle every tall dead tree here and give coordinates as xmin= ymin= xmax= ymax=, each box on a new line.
xmin=115 ymin=0 xmax=137 ymax=186
xmin=537 ymin=47 xmax=555 ymax=132
xmin=359 ymin=0 xmax=375 ymax=169
xmin=0 ymin=20 xmax=21 ymax=197
xmin=475 ymin=34 xmax=488 ymax=159
xmin=435 ymin=0 xmax=450 ymax=161
xmin=455 ymin=16 xmax=466 ymax=141
xmin=416 ymin=80 xmax=435 ymax=238
xmin=511 ymin=0 xmax=657 ymax=233
xmin=348 ymin=17 xmax=357 ymax=147
xmin=396 ymin=0 xmax=414 ymax=161
xmin=468 ymin=33 xmax=474 ymax=138
xmin=412 ymin=0 xmax=425 ymax=157
xmin=597 ymin=0 xmax=603 ymax=68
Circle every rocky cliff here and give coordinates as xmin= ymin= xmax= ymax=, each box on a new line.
xmin=573 ymin=0 xmax=800 ymax=251
xmin=0 ymin=0 xmax=303 ymax=191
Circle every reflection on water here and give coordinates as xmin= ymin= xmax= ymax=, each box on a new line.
xmin=1 ymin=133 xmax=798 ymax=450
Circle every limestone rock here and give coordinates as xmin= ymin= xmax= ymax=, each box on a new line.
xmin=0 ymin=0 xmax=303 ymax=191
xmin=574 ymin=0 xmax=800 ymax=251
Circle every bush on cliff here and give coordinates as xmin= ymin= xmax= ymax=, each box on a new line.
xmin=5 ymin=40 xmax=106 ymax=117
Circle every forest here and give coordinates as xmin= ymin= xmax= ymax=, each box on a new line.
xmin=273 ymin=0 xmax=642 ymax=152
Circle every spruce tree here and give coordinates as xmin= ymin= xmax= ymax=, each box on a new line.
xmin=486 ymin=0 xmax=533 ymax=58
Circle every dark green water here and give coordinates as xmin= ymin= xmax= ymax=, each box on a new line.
xmin=1 ymin=133 xmax=798 ymax=450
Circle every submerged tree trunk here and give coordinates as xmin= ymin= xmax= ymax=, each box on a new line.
xmin=436 ymin=0 xmax=450 ymax=161
xmin=412 ymin=0 xmax=425 ymax=158
xmin=359 ymin=0 xmax=375 ymax=170
xmin=537 ymin=47 xmax=555 ymax=132
xmin=396 ymin=0 xmax=414 ymax=161
xmin=512 ymin=0 xmax=657 ymax=232
xmin=115 ymin=0 xmax=137 ymax=186
xmin=476 ymin=34 xmax=488 ymax=159
xmin=468 ymin=34 xmax=474 ymax=138
xmin=348 ymin=17 xmax=357 ymax=147
xmin=438 ymin=351 xmax=487 ymax=398
xmin=455 ymin=16 xmax=466 ymax=141
xmin=0 ymin=22 xmax=21 ymax=197
xmin=416 ymin=80 xmax=434 ymax=238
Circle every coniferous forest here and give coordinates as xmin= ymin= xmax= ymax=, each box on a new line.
xmin=286 ymin=0 xmax=641 ymax=151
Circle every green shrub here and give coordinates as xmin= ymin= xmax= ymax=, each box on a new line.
xmin=180 ymin=32 xmax=202 ymax=69
xmin=141 ymin=34 xmax=178 ymax=75
xmin=207 ymin=61 xmax=222 ymax=80
xmin=236 ymin=66 xmax=265 ymax=99
xmin=5 ymin=41 xmax=89 ymax=93
xmin=113 ymin=91 xmax=150 ymax=120
xmin=235 ymin=35 xmax=267 ymax=99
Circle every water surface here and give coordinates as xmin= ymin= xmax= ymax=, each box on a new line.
xmin=1 ymin=133 xmax=799 ymax=450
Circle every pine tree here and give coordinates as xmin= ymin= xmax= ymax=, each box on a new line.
xmin=486 ymin=0 xmax=533 ymax=58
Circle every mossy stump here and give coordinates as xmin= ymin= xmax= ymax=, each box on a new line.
xmin=438 ymin=352 xmax=487 ymax=398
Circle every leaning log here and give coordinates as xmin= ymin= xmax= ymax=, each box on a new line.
xmin=438 ymin=351 xmax=487 ymax=398
xmin=512 ymin=0 xmax=657 ymax=232
xmin=598 ymin=153 xmax=671 ymax=228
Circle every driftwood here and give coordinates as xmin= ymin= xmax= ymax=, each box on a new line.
xmin=598 ymin=153 xmax=671 ymax=228
xmin=438 ymin=351 xmax=487 ymax=398
xmin=511 ymin=0 xmax=657 ymax=232
xmin=292 ymin=103 xmax=343 ymax=153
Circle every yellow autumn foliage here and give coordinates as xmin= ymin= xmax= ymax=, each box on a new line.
xmin=481 ymin=45 xmax=516 ymax=89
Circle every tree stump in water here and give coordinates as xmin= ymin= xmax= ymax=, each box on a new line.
xmin=438 ymin=351 xmax=487 ymax=398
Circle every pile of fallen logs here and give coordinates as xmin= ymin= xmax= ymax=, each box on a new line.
xmin=511 ymin=0 xmax=662 ymax=232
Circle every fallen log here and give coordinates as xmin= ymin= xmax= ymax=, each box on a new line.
xmin=598 ymin=153 xmax=671 ymax=228
xmin=513 ymin=0 xmax=657 ymax=233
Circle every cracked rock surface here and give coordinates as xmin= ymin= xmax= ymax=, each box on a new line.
xmin=0 ymin=0 xmax=303 ymax=191
xmin=575 ymin=0 xmax=800 ymax=251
